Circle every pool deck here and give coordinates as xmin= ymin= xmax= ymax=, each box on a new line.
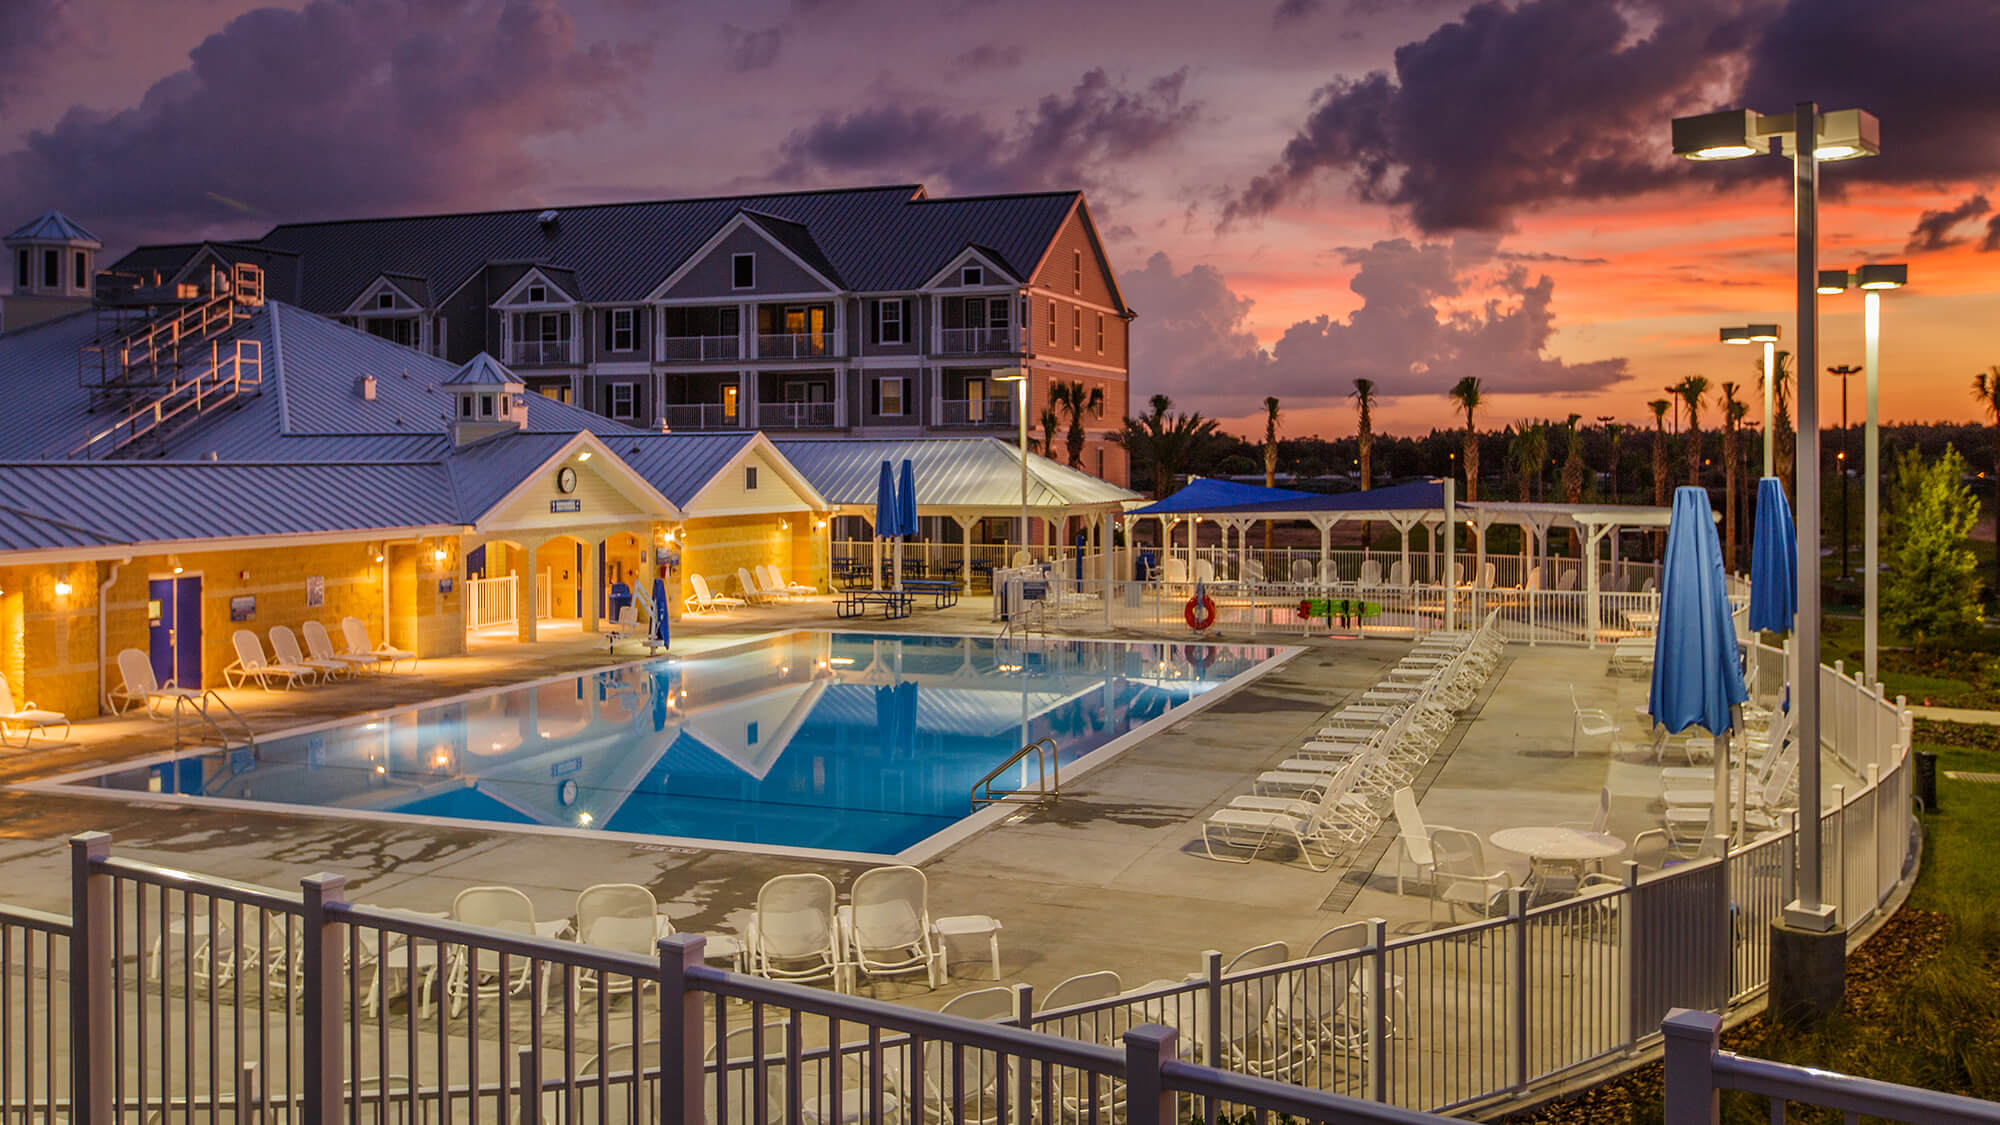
xmin=0 ymin=595 xmax=1846 ymax=1011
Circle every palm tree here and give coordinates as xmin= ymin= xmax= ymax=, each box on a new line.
xmin=1262 ymin=395 xmax=1281 ymax=550
xmin=1049 ymin=380 xmax=1105 ymax=469
xmin=1720 ymin=382 xmax=1746 ymax=566
xmin=1352 ymin=380 xmax=1378 ymax=491
xmin=1112 ymin=395 xmax=1222 ymax=500
xmin=1037 ymin=407 xmax=1059 ymax=459
xmin=1560 ymin=414 xmax=1586 ymax=504
xmin=1675 ymin=375 xmax=1711 ymax=487
xmin=1597 ymin=416 xmax=1621 ymax=503
xmin=1508 ymin=422 xmax=1547 ymax=502
xmin=1648 ymin=400 xmax=1672 ymax=508
xmin=1448 ymin=376 xmax=1484 ymax=501
xmin=1971 ymin=368 xmax=2000 ymax=591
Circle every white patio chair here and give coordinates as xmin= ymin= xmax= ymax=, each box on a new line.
xmin=1161 ymin=558 xmax=1189 ymax=584
xmin=746 ymin=873 xmax=846 ymax=991
xmin=1038 ymin=970 xmax=1122 ymax=1014
xmin=686 ymin=573 xmax=746 ymax=615
xmin=1358 ymin=559 xmax=1383 ymax=587
xmin=840 ymin=865 xmax=943 ymax=990
xmin=109 ymin=647 xmax=202 ymax=719
xmin=1290 ymin=923 xmax=1401 ymax=1055
xmin=1201 ymin=782 xmax=1349 ymax=870
xmin=1218 ymin=942 xmax=1312 ymax=1082
xmin=1388 ymin=559 xmax=1410 ymax=586
xmin=341 ymin=616 xmax=416 ymax=672
xmin=1569 ymin=684 xmax=1617 ymax=756
xmin=1557 ymin=568 xmax=1579 ymax=591
xmin=574 ymin=883 xmax=667 ymax=1008
xmin=1242 ymin=558 xmax=1266 ymax=583
xmin=1481 ymin=562 xmax=1498 ymax=588
xmin=1431 ymin=828 xmax=1514 ymax=921
xmin=1193 ymin=558 xmax=1216 ymax=584
xmin=769 ymin=565 xmax=817 ymax=597
xmin=223 ymin=629 xmax=314 ymax=691
xmin=1561 ymin=787 xmax=1613 ymax=857
xmin=1391 ymin=787 xmax=1436 ymax=897
xmin=1289 ymin=559 xmax=1314 ymax=585
xmin=1319 ymin=559 xmax=1341 ymax=586
xmin=897 ymin=988 xmax=1016 ymax=1125
xmin=444 ymin=886 xmax=552 ymax=1017
xmin=699 ymin=1022 xmax=795 ymax=1125
xmin=303 ymin=620 xmax=376 ymax=676
xmin=271 ymin=625 xmax=348 ymax=682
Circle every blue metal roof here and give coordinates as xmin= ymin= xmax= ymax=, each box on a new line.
xmin=440 ymin=353 xmax=519 ymax=387
xmin=604 ymin=432 xmax=759 ymax=508
xmin=5 ymin=211 xmax=100 ymax=246
xmin=1134 ymin=478 xmax=1449 ymax=517
xmin=1127 ymin=478 xmax=1322 ymax=516
xmin=774 ymin=437 xmax=1136 ymax=511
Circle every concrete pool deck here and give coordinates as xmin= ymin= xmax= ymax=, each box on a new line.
xmin=0 ymin=595 xmax=1852 ymax=1012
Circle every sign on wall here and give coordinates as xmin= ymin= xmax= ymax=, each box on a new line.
xmin=229 ymin=595 xmax=256 ymax=622
xmin=550 ymin=499 xmax=582 ymax=513
xmin=305 ymin=575 xmax=325 ymax=608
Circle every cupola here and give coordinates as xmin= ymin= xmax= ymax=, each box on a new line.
xmin=443 ymin=353 xmax=528 ymax=447
xmin=3 ymin=210 xmax=101 ymax=332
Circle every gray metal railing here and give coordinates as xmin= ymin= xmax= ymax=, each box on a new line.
xmin=971 ymin=737 xmax=1059 ymax=808
xmin=661 ymin=335 xmax=741 ymax=362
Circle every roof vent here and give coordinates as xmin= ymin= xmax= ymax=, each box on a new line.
xmin=537 ymin=209 xmax=559 ymax=229
xmin=203 ymin=451 xmax=219 ymax=462
xmin=361 ymin=374 xmax=377 ymax=401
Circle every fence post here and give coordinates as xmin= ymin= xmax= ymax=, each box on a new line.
xmin=1013 ymin=983 xmax=1035 ymax=1124
xmin=1123 ymin=1025 xmax=1179 ymax=1125
xmin=658 ymin=933 xmax=707 ymax=1125
xmin=1866 ymin=762 xmax=1882 ymax=919
xmin=1366 ymin=918 xmax=1388 ymax=1103
xmin=517 ymin=1046 xmax=541 ymax=1125
xmin=68 ymin=832 xmax=114 ymax=1125
xmin=1660 ymin=1009 xmax=1722 ymax=1125
xmin=1620 ymin=861 xmax=1642 ymax=1052
xmin=1712 ymin=836 xmax=1733 ymax=1010
xmin=1202 ymin=949 xmax=1223 ymax=1071
xmin=300 ymin=873 xmax=347 ymax=1125
xmin=1830 ymin=784 xmax=1847 ymax=926
xmin=1508 ymin=887 xmax=1530 ymax=1091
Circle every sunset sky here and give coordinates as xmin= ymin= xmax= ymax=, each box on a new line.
xmin=3 ymin=0 xmax=1992 ymax=439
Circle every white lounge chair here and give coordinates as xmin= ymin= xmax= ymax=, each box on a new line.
xmin=1038 ymin=970 xmax=1122 ymax=1014
xmin=574 ymin=883 xmax=668 ymax=1008
xmin=271 ymin=625 xmax=349 ymax=683
xmin=303 ymin=620 xmax=377 ymax=677
xmin=746 ymin=873 xmax=846 ymax=991
xmin=1358 ymin=559 xmax=1383 ymax=587
xmin=223 ymin=629 xmax=315 ymax=691
xmin=1218 ymin=941 xmax=1311 ymax=1082
xmin=1569 ymin=684 xmax=1617 ymax=756
xmin=341 ymin=617 xmax=415 ymax=672
xmin=1289 ymin=559 xmax=1315 ymax=585
xmin=840 ymin=866 xmax=943 ymax=990
xmin=0 ymin=673 xmax=68 ymax=747
xmin=769 ymin=565 xmax=816 ymax=598
xmin=685 ymin=573 xmax=745 ymax=615
xmin=736 ymin=567 xmax=776 ymax=605
xmin=109 ymin=647 xmax=202 ymax=719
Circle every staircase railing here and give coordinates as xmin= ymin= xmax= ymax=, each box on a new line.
xmin=69 ymin=338 xmax=263 ymax=459
xmin=79 ymin=261 xmax=264 ymax=392
xmin=170 ymin=690 xmax=255 ymax=756
xmin=971 ymin=736 xmax=1059 ymax=809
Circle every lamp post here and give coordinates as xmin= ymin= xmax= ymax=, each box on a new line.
xmin=1674 ymin=101 xmax=1879 ymax=1014
xmin=996 ymin=369 xmax=1030 ymax=563
xmin=1719 ymin=325 xmax=1782 ymax=478
xmin=1817 ymin=264 xmax=1907 ymax=683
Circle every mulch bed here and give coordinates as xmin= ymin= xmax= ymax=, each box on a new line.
xmin=1913 ymin=718 xmax=2000 ymax=754
xmin=1493 ymin=907 xmax=1952 ymax=1124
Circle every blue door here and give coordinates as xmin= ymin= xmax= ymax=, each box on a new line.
xmin=148 ymin=579 xmax=175 ymax=686
xmin=148 ymin=575 xmax=204 ymax=689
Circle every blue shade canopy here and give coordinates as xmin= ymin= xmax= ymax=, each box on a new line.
xmin=1650 ymin=486 xmax=1749 ymax=735
xmin=874 ymin=460 xmax=901 ymax=537
xmin=897 ymin=459 xmax=918 ymax=539
xmin=650 ymin=577 xmax=670 ymax=649
xmin=1748 ymin=477 xmax=1798 ymax=634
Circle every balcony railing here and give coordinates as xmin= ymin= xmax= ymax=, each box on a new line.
xmin=939 ymin=326 xmax=1018 ymax=355
xmin=757 ymin=402 xmax=838 ymax=429
xmin=659 ymin=402 xmax=743 ymax=431
xmin=506 ymin=339 xmax=572 ymax=366
xmin=661 ymin=335 xmax=741 ymax=362
xmin=939 ymin=396 xmax=1014 ymax=427
xmin=756 ymin=331 xmax=836 ymax=359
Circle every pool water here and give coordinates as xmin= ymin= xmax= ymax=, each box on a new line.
xmin=77 ymin=632 xmax=1283 ymax=857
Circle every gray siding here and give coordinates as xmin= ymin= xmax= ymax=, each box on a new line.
xmin=661 ymin=225 xmax=832 ymax=301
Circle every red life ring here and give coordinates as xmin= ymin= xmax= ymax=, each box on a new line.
xmin=1184 ymin=594 xmax=1217 ymax=631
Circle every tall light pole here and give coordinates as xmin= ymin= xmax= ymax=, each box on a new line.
xmin=1720 ymin=324 xmax=1781 ymax=542
xmin=1674 ymin=101 xmax=1879 ymax=1014
xmin=1818 ymin=264 xmax=1907 ymax=683
xmin=996 ymin=369 xmax=1030 ymax=563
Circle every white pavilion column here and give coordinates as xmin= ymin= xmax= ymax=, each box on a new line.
xmin=955 ymin=514 xmax=977 ymax=585
xmin=1442 ymin=478 xmax=1456 ymax=631
xmin=1584 ymin=523 xmax=1613 ymax=647
xmin=1473 ymin=513 xmax=1490 ymax=619
xmin=517 ymin=535 xmax=544 ymax=643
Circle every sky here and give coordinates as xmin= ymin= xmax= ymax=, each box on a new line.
xmin=3 ymin=0 xmax=1994 ymax=440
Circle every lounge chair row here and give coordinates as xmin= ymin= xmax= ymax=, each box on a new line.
xmin=219 ymin=618 xmax=414 ymax=693
xmin=684 ymin=566 xmax=816 ymax=615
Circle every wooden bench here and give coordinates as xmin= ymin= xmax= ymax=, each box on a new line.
xmin=835 ymin=590 xmax=914 ymax=620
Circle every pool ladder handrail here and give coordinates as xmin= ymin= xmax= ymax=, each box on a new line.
xmin=971 ymin=736 xmax=1059 ymax=809
xmin=171 ymin=690 xmax=256 ymax=755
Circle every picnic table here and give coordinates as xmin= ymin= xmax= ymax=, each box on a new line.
xmin=835 ymin=589 xmax=913 ymax=620
xmin=901 ymin=577 xmax=961 ymax=609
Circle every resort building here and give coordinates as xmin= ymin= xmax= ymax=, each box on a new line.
xmin=84 ymin=186 xmax=1135 ymax=485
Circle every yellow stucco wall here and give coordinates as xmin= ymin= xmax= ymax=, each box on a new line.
xmin=679 ymin=514 xmax=824 ymax=602
xmin=0 ymin=559 xmax=97 ymax=721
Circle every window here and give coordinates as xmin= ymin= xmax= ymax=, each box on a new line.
xmin=376 ymin=291 xmax=396 ymax=310
xmin=877 ymin=299 xmax=904 ymax=344
xmin=1072 ymin=249 xmax=1082 ymax=292
xmin=722 ymin=384 xmax=739 ymax=422
xmin=745 ymin=466 xmax=759 ymax=490
xmin=961 ymin=265 xmax=984 ymax=286
xmin=732 ymin=253 xmax=755 ymax=289
xmin=1096 ymin=313 xmax=1105 ymax=354
xmin=988 ymin=298 xmax=1009 ymax=330
xmin=73 ymin=251 xmax=87 ymax=290
xmin=1096 ymin=448 xmax=1105 ymax=477
xmin=1047 ymin=300 xmax=1057 ymax=344
xmin=434 ymin=316 xmax=447 ymax=355
xmin=43 ymin=250 xmax=58 ymax=289
xmin=479 ymin=394 xmax=495 ymax=418
xmin=875 ymin=376 xmax=908 ymax=417
xmin=539 ymin=385 xmax=570 ymax=403
xmin=1071 ymin=306 xmax=1081 ymax=348
xmin=366 ymin=318 xmax=417 ymax=347
xmin=608 ymin=382 xmax=637 ymax=420
xmin=460 ymin=395 xmax=474 ymax=419
xmin=176 ymin=283 xmax=200 ymax=300
xmin=610 ymin=308 xmax=635 ymax=352
xmin=13 ymin=250 xmax=25 ymax=288
xmin=527 ymin=284 xmax=547 ymax=303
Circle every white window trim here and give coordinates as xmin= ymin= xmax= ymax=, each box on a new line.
xmin=1071 ymin=306 xmax=1081 ymax=348
xmin=609 ymin=382 xmax=638 ymax=420
xmin=527 ymin=284 xmax=547 ymax=304
xmin=1095 ymin=312 xmax=1105 ymax=354
xmin=1047 ymin=300 xmax=1057 ymax=344
xmin=961 ymin=265 xmax=984 ymax=286
xmin=732 ymin=253 xmax=756 ymax=290
xmin=879 ymin=299 xmax=904 ymax=345
xmin=745 ymin=465 xmax=759 ymax=490
xmin=376 ymin=292 xmax=396 ymax=310
xmin=1072 ymin=249 xmax=1083 ymax=293
xmin=877 ymin=376 xmax=908 ymax=417
xmin=610 ymin=308 xmax=635 ymax=353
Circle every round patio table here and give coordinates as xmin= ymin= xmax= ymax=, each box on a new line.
xmin=1489 ymin=827 xmax=1626 ymax=899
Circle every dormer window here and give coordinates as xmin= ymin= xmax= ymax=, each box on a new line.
xmin=732 ymin=253 xmax=755 ymax=289
xmin=460 ymin=396 xmax=474 ymax=419
xmin=527 ymin=284 xmax=547 ymax=303
xmin=500 ymin=396 xmax=511 ymax=418
xmin=376 ymin=291 xmax=396 ymax=309
xmin=961 ymin=265 xmax=984 ymax=286
xmin=42 ymin=250 xmax=58 ymax=289
xmin=13 ymin=250 xmax=25 ymax=288
xmin=480 ymin=394 xmax=495 ymax=418
xmin=73 ymin=251 xmax=87 ymax=289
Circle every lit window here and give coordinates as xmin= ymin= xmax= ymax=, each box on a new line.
xmin=876 ymin=377 xmax=907 ymax=417
xmin=732 ymin=253 xmax=755 ymax=289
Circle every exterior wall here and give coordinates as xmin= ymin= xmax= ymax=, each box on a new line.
xmin=851 ymin=295 xmax=921 ymax=359
xmin=579 ymin=371 xmax=654 ymax=425
xmin=0 ymin=559 xmax=97 ymax=721
xmin=859 ymin=367 xmax=923 ymax=427
xmin=1033 ymin=205 xmax=1122 ymax=310
xmin=438 ymin=270 xmax=491 ymax=363
xmin=679 ymin=515 xmax=821 ymax=602
xmin=588 ymin=306 xmax=652 ymax=365
xmin=661 ymin=226 xmax=833 ymax=301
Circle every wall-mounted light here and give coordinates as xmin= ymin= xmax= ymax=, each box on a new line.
xmin=433 ymin=547 xmax=448 ymax=564
xmin=169 ymin=555 xmax=183 ymax=575
xmin=813 ymin=518 xmax=827 ymax=531
xmin=576 ymin=811 xmax=594 ymax=827
xmin=577 ymin=451 xmax=592 ymax=462
xmin=52 ymin=580 xmax=72 ymax=597
xmin=778 ymin=518 xmax=790 ymax=532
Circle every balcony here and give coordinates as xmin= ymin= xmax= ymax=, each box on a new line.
xmin=756 ymin=332 xmax=836 ymax=359
xmin=939 ymin=327 xmax=1018 ymax=355
xmin=661 ymin=335 xmax=741 ymax=363
xmin=757 ymin=402 xmax=838 ymax=429
xmin=939 ymin=397 xmax=1014 ymax=427
xmin=659 ymin=403 xmax=743 ymax=431
xmin=507 ymin=340 xmax=573 ymax=366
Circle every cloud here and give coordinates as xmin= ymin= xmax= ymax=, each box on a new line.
xmin=953 ymin=44 xmax=1023 ymax=71
xmin=1905 ymin=194 xmax=1990 ymax=253
xmin=722 ymin=23 xmax=786 ymax=71
xmin=0 ymin=0 xmax=77 ymax=111
xmin=1497 ymin=250 xmax=1609 ymax=265
xmin=774 ymin=67 xmax=1199 ymax=195
xmin=1121 ymin=241 xmax=1626 ymax=416
xmin=1272 ymin=0 xmax=1321 ymax=24
xmin=1984 ymin=216 xmax=2000 ymax=254
xmin=0 ymin=0 xmax=645 ymax=245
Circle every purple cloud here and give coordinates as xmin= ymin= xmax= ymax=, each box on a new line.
xmin=1905 ymin=194 xmax=1990 ymax=253
xmin=722 ymin=23 xmax=786 ymax=71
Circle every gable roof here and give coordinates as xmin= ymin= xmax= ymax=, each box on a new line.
xmin=441 ymin=352 xmax=520 ymax=387
xmin=741 ymin=211 xmax=844 ymax=288
xmin=5 ymin=211 xmax=100 ymax=246
xmin=247 ymin=186 xmax=1081 ymax=311
xmin=774 ymin=436 xmax=1136 ymax=511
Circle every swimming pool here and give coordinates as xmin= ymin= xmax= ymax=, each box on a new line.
xmin=46 ymin=632 xmax=1290 ymax=860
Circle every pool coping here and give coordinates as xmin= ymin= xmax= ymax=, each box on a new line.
xmin=17 ymin=630 xmax=1305 ymax=867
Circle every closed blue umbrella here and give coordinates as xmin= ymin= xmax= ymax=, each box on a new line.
xmin=898 ymin=459 xmax=919 ymax=590
xmin=650 ymin=577 xmax=670 ymax=651
xmin=1748 ymin=477 xmax=1797 ymax=635
xmin=1650 ymin=485 xmax=1750 ymax=840
xmin=875 ymin=460 xmax=898 ymax=590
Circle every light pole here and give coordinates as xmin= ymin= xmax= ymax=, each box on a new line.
xmin=1674 ymin=101 xmax=1879 ymax=1013
xmin=1817 ymin=263 xmax=1907 ymax=683
xmin=996 ymin=369 xmax=1030 ymax=563
xmin=1719 ymin=325 xmax=1782 ymax=478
